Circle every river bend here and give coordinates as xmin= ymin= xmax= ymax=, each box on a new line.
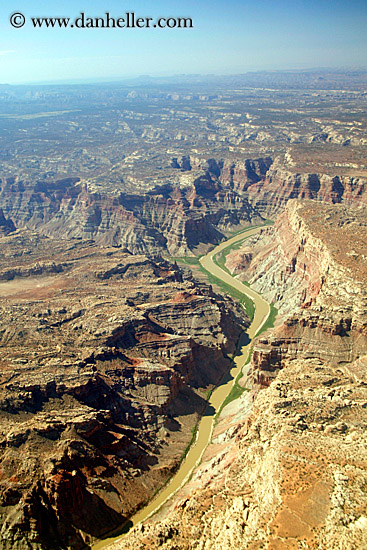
xmin=93 ymin=225 xmax=270 ymax=549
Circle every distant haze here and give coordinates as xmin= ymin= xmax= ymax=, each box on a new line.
xmin=0 ymin=0 xmax=366 ymax=84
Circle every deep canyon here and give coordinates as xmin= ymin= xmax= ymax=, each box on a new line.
xmin=0 ymin=73 xmax=367 ymax=549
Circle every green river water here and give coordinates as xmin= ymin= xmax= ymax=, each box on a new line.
xmin=93 ymin=225 xmax=270 ymax=549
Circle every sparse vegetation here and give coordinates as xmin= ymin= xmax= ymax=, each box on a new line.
xmin=171 ymin=256 xmax=201 ymax=266
xmin=212 ymin=250 xmax=231 ymax=274
xmin=256 ymin=303 xmax=278 ymax=336
xmin=220 ymin=383 xmax=249 ymax=410
xmin=199 ymin=264 xmax=255 ymax=321
xmin=170 ymin=246 xmax=256 ymax=320
xmin=226 ymin=220 xmax=273 ymax=238
xmin=213 ymin=241 xmax=250 ymax=285
xmin=216 ymin=349 xmax=253 ymax=417
xmin=182 ymin=422 xmax=199 ymax=461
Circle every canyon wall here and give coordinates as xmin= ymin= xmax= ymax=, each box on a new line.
xmin=0 ymin=231 xmax=247 ymax=549
xmin=246 ymin=165 xmax=367 ymax=218
xmin=0 ymin=171 xmax=262 ymax=257
xmin=113 ymin=199 xmax=367 ymax=550
xmin=2 ymin=157 xmax=367 ymax=257
xmin=2 ymin=153 xmax=367 ymax=550
xmin=178 ymin=156 xmax=367 ymax=218
xmin=227 ymin=199 xmax=367 ymax=384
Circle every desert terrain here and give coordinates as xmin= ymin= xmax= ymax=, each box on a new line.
xmin=0 ymin=70 xmax=366 ymax=548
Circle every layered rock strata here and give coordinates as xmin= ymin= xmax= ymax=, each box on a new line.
xmin=0 ymin=171 xmax=263 ymax=257
xmin=0 ymin=230 xmax=247 ymax=549
xmin=173 ymin=156 xmax=367 ymax=218
xmin=2 ymin=157 xmax=366 ymax=257
xmin=112 ymin=357 xmax=367 ymax=550
xmin=112 ymin=199 xmax=367 ymax=550
xmin=227 ymin=199 xmax=367 ymax=384
xmin=246 ymin=163 xmax=367 ymax=218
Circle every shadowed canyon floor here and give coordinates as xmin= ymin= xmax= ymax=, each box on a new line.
xmin=0 ymin=231 xmax=249 ymax=549
xmin=1 ymin=73 xmax=367 ymax=549
xmin=107 ymin=200 xmax=367 ymax=550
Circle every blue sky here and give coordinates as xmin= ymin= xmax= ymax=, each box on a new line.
xmin=0 ymin=0 xmax=366 ymax=84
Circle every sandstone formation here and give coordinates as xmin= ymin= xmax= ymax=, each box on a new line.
xmin=0 ymin=230 xmax=247 ymax=549
xmin=0 ymin=172 xmax=263 ymax=257
xmin=0 ymin=209 xmax=15 ymax=236
xmin=1 ymin=74 xmax=367 ymax=550
xmin=111 ymin=200 xmax=367 ymax=550
xmin=246 ymin=163 xmax=367 ymax=218
xmin=227 ymin=200 xmax=367 ymax=382
xmin=112 ymin=357 xmax=367 ymax=550
xmin=2 ymin=157 xmax=367 ymax=258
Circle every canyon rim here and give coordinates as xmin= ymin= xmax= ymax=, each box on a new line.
xmin=0 ymin=68 xmax=366 ymax=549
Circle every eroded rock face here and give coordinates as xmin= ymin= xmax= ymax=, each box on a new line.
xmin=227 ymin=200 xmax=367 ymax=384
xmin=2 ymin=158 xmax=367 ymax=257
xmin=0 ymin=231 xmax=248 ymax=549
xmin=0 ymin=169 xmax=264 ymax=256
xmin=113 ymin=200 xmax=367 ymax=550
xmin=227 ymin=199 xmax=367 ymax=313
xmin=113 ymin=358 xmax=367 ymax=550
xmin=0 ymin=209 xmax=15 ymax=236
xmin=246 ymin=163 xmax=367 ymax=218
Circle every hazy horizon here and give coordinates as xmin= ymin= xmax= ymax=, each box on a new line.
xmin=0 ymin=0 xmax=366 ymax=85
xmin=1 ymin=67 xmax=367 ymax=88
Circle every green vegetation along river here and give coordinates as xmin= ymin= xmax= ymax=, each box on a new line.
xmin=93 ymin=225 xmax=270 ymax=550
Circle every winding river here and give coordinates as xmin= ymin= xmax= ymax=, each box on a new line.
xmin=93 ymin=225 xmax=270 ymax=550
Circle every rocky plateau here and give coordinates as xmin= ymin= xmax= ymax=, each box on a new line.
xmin=1 ymin=73 xmax=367 ymax=550
xmin=0 ymin=230 xmax=247 ymax=549
xmin=111 ymin=199 xmax=367 ymax=550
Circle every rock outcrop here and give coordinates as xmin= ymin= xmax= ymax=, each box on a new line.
xmin=0 ymin=209 xmax=15 ymax=236
xmin=246 ymin=164 xmax=367 ymax=218
xmin=0 ymin=230 xmax=248 ymax=549
xmin=2 ymin=158 xmax=367 ymax=257
xmin=112 ymin=199 xmax=367 ymax=550
xmin=2 ymin=74 xmax=367 ymax=550
xmin=0 ymin=171 xmax=263 ymax=256
xmin=227 ymin=200 xmax=367 ymax=383
xmin=112 ymin=356 xmax=367 ymax=550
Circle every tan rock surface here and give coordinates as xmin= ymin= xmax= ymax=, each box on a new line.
xmin=0 ymin=230 xmax=247 ymax=549
xmin=109 ymin=358 xmax=367 ymax=550
xmin=110 ymin=200 xmax=367 ymax=550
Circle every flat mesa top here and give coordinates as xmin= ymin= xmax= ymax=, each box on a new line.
xmin=298 ymin=200 xmax=367 ymax=281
